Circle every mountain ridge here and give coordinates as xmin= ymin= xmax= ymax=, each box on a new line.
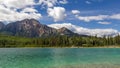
xmin=0 ymin=19 xmax=81 ymax=37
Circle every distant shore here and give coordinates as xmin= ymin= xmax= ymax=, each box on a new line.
xmin=8 ymin=45 xmax=120 ymax=48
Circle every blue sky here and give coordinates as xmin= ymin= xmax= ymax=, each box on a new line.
xmin=37 ymin=0 xmax=120 ymax=30
xmin=0 ymin=0 xmax=120 ymax=36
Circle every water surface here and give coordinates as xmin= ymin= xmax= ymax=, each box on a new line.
xmin=0 ymin=48 xmax=120 ymax=68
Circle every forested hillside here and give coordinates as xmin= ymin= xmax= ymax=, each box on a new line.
xmin=0 ymin=34 xmax=120 ymax=47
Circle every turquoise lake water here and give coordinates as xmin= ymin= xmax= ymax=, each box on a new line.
xmin=0 ymin=48 xmax=120 ymax=68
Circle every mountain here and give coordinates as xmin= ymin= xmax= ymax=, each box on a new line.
xmin=0 ymin=19 xmax=80 ymax=37
xmin=57 ymin=27 xmax=78 ymax=36
xmin=4 ymin=19 xmax=57 ymax=37
xmin=0 ymin=22 xmax=5 ymax=31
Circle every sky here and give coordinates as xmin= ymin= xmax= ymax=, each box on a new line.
xmin=0 ymin=0 xmax=120 ymax=37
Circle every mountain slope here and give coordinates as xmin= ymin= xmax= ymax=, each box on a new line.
xmin=0 ymin=22 xmax=5 ymax=31
xmin=0 ymin=19 xmax=80 ymax=37
xmin=4 ymin=19 xmax=58 ymax=37
xmin=57 ymin=27 xmax=78 ymax=36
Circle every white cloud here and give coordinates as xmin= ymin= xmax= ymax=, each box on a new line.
xmin=76 ymin=15 xmax=108 ymax=22
xmin=59 ymin=0 xmax=68 ymax=4
xmin=0 ymin=0 xmax=68 ymax=22
xmin=0 ymin=5 xmax=42 ymax=22
xmin=85 ymin=1 xmax=91 ymax=4
xmin=48 ymin=23 xmax=119 ymax=37
xmin=98 ymin=21 xmax=111 ymax=25
xmin=0 ymin=0 xmax=35 ymax=9
xmin=21 ymin=7 xmax=38 ymax=13
xmin=71 ymin=10 xmax=80 ymax=15
xmin=0 ymin=0 xmax=68 ymax=9
xmin=38 ymin=0 xmax=68 ymax=8
xmin=72 ymin=10 xmax=120 ymax=22
xmin=47 ymin=7 xmax=66 ymax=22
xmin=38 ymin=0 xmax=58 ymax=8
xmin=0 ymin=0 xmax=43 ymax=22
xmin=110 ymin=14 xmax=120 ymax=20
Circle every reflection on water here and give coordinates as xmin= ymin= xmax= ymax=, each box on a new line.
xmin=0 ymin=48 xmax=120 ymax=68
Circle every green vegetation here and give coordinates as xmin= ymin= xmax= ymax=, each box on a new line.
xmin=0 ymin=34 xmax=120 ymax=47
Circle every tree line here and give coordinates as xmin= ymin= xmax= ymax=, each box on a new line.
xmin=0 ymin=34 xmax=120 ymax=47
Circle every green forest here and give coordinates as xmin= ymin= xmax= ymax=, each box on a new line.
xmin=0 ymin=34 xmax=120 ymax=47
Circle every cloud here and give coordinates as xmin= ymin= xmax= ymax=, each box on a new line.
xmin=0 ymin=0 xmax=68 ymax=9
xmin=0 ymin=0 xmax=42 ymax=22
xmin=110 ymin=14 xmax=120 ymax=20
xmin=47 ymin=7 xmax=66 ymax=22
xmin=0 ymin=5 xmax=42 ymax=22
xmin=48 ymin=23 xmax=119 ymax=37
xmin=98 ymin=21 xmax=111 ymax=25
xmin=75 ymin=15 xmax=108 ymax=22
xmin=0 ymin=0 xmax=35 ymax=9
xmin=38 ymin=0 xmax=58 ymax=8
xmin=71 ymin=10 xmax=80 ymax=15
xmin=0 ymin=0 xmax=68 ymax=22
xmin=72 ymin=10 xmax=120 ymax=22
xmin=21 ymin=7 xmax=38 ymax=13
xmin=79 ymin=14 xmax=120 ymax=22
xmin=85 ymin=1 xmax=91 ymax=4
xmin=85 ymin=0 xmax=103 ymax=4
xmin=38 ymin=0 xmax=68 ymax=8
xmin=59 ymin=0 xmax=68 ymax=4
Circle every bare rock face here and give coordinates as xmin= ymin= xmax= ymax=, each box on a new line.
xmin=4 ymin=19 xmax=58 ymax=37
xmin=57 ymin=27 xmax=74 ymax=36
xmin=1 ymin=19 xmax=79 ymax=37
xmin=57 ymin=27 xmax=79 ymax=36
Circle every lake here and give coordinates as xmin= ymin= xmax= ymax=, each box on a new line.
xmin=0 ymin=48 xmax=120 ymax=68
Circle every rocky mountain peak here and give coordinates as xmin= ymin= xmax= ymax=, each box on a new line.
xmin=19 ymin=19 xmax=41 ymax=27
xmin=0 ymin=19 xmax=80 ymax=37
xmin=3 ymin=19 xmax=58 ymax=37
xmin=58 ymin=27 xmax=72 ymax=32
xmin=57 ymin=27 xmax=77 ymax=36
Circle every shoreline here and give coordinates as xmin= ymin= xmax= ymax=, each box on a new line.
xmin=1 ymin=45 xmax=120 ymax=48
